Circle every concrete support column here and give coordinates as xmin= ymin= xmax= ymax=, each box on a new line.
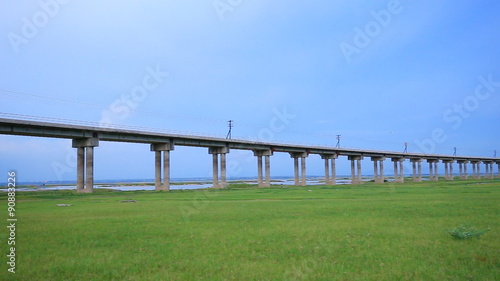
xmin=443 ymin=160 xmax=454 ymax=181
xmin=73 ymin=137 xmax=99 ymax=193
xmin=294 ymin=157 xmax=300 ymax=185
xmin=371 ymin=156 xmax=385 ymax=183
xmin=321 ymin=154 xmax=338 ymax=185
xmin=155 ymin=151 xmax=161 ymax=188
xmin=77 ymin=147 xmax=84 ymax=192
xmin=410 ymin=158 xmax=423 ymax=182
xmin=331 ymin=157 xmax=336 ymax=184
xmin=357 ymin=159 xmax=362 ymax=183
xmin=301 ymin=156 xmax=307 ymax=186
xmin=348 ymin=156 xmax=363 ymax=184
xmin=457 ymin=160 xmax=471 ymax=180
xmin=391 ymin=157 xmax=405 ymax=183
xmin=85 ymin=147 xmax=94 ymax=192
xmin=393 ymin=161 xmax=399 ymax=181
xmin=209 ymin=146 xmax=230 ymax=188
xmin=254 ymin=150 xmax=273 ymax=187
xmin=164 ymin=150 xmax=171 ymax=188
xmin=472 ymin=162 xmax=481 ymax=179
xmin=350 ymin=159 xmax=356 ymax=184
xmin=324 ymin=158 xmax=330 ymax=184
xmin=428 ymin=161 xmax=434 ymax=180
xmin=221 ymin=153 xmax=227 ymax=187
xmin=265 ymin=155 xmax=271 ymax=185
xmin=399 ymin=161 xmax=404 ymax=183
xmin=290 ymin=152 xmax=308 ymax=186
xmin=411 ymin=161 xmax=416 ymax=181
xmin=483 ymin=162 xmax=494 ymax=179
xmin=257 ymin=155 xmax=263 ymax=187
xmin=434 ymin=162 xmax=439 ymax=181
xmin=151 ymin=142 xmax=175 ymax=191
xmin=380 ymin=161 xmax=385 ymax=182
xmin=418 ymin=161 xmax=422 ymax=181
xmin=212 ymin=154 xmax=219 ymax=187
xmin=427 ymin=159 xmax=438 ymax=181
xmin=497 ymin=162 xmax=500 ymax=179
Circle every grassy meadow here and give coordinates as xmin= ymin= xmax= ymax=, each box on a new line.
xmin=1 ymin=179 xmax=499 ymax=280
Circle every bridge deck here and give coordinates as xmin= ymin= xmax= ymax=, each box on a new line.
xmin=0 ymin=118 xmax=495 ymax=162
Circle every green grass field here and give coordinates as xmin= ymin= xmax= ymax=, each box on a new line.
xmin=1 ymin=179 xmax=499 ymax=280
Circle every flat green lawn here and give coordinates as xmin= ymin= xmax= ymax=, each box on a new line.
xmin=1 ymin=179 xmax=499 ymax=280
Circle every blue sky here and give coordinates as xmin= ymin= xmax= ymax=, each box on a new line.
xmin=1 ymin=0 xmax=499 ymax=182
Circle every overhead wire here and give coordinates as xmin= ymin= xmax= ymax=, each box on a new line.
xmin=1 ymin=89 xmax=493 ymax=155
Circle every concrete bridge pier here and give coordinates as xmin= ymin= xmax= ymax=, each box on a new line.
xmin=371 ymin=156 xmax=385 ymax=183
xmin=484 ymin=162 xmax=490 ymax=179
xmin=471 ymin=161 xmax=481 ymax=179
xmin=209 ymin=146 xmax=230 ymax=188
xmin=443 ymin=160 xmax=454 ymax=180
xmin=290 ymin=152 xmax=308 ymax=186
xmin=321 ymin=153 xmax=338 ymax=185
xmin=254 ymin=150 xmax=273 ymax=187
xmin=151 ymin=142 xmax=174 ymax=191
xmin=391 ymin=157 xmax=405 ymax=183
xmin=348 ymin=155 xmax=363 ymax=184
xmin=427 ymin=159 xmax=439 ymax=181
xmin=72 ymin=137 xmax=99 ymax=193
xmin=457 ymin=160 xmax=469 ymax=180
xmin=483 ymin=161 xmax=494 ymax=179
xmin=410 ymin=158 xmax=423 ymax=182
xmin=497 ymin=161 xmax=500 ymax=179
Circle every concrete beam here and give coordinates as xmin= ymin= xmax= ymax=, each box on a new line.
xmin=72 ymin=137 xmax=99 ymax=148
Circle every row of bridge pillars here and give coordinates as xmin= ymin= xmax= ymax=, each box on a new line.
xmin=72 ymin=138 xmax=499 ymax=193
